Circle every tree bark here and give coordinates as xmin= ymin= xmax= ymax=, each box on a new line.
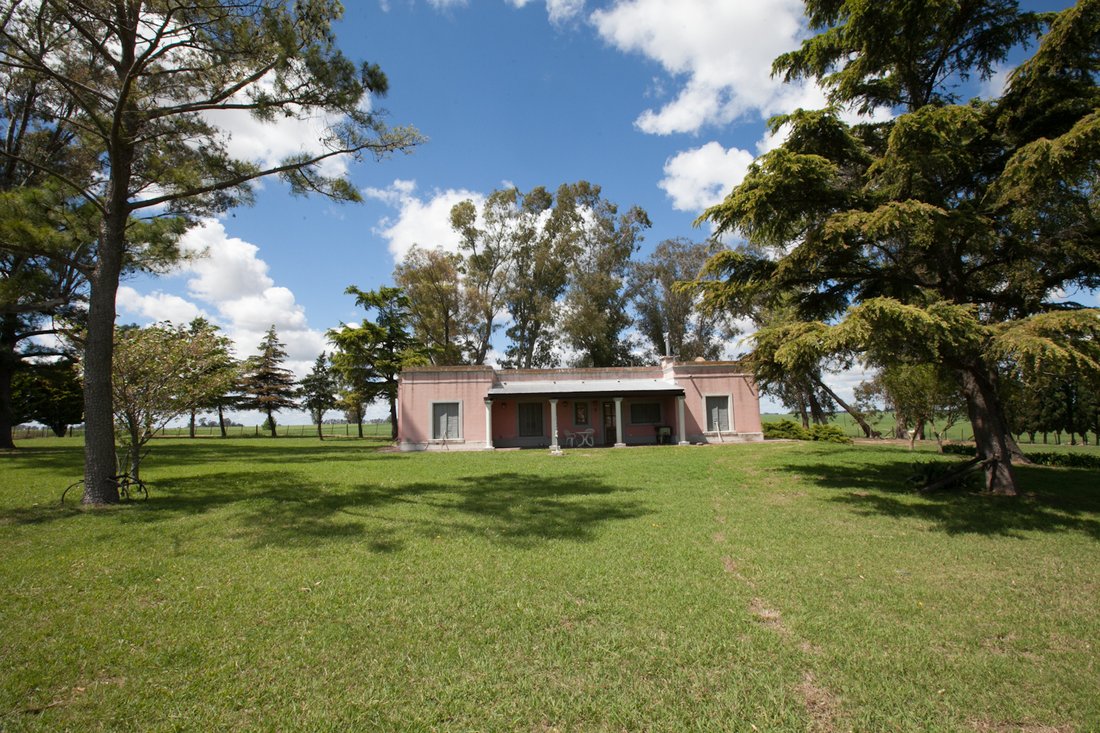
xmin=816 ymin=378 xmax=878 ymax=438
xmin=0 ymin=326 xmax=16 ymax=450
xmin=388 ymin=396 xmax=398 ymax=441
xmin=82 ymin=215 xmax=127 ymax=504
xmin=959 ymin=365 xmax=1018 ymax=496
xmin=218 ymin=404 xmax=227 ymax=438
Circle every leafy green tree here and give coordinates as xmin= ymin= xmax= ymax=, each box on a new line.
xmin=629 ymin=238 xmax=731 ymax=361
xmin=500 ymin=185 xmax=580 ymax=369
xmin=699 ymin=1 xmax=1099 ymax=495
xmin=1 ymin=1 xmax=422 ymax=503
xmin=11 ymin=360 xmax=83 ymax=437
xmin=329 ymin=286 xmax=427 ymax=441
xmin=240 ymin=326 xmax=298 ymax=438
xmin=559 ymin=182 xmax=651 ymax=367
xmin=112 ymin=322 xmax=238 ymax=484
xmin=181 ymin=319 xmax=238 ymax=438
xmin=862 ymin=364 xmax=966 ymax=450
xmin=393 ymin=246 xmax=472 ymax=365
xmin=450 ymin=190 xmax=522 ymax=364
xmin=299 ymin=352 xmax=338 ymax=440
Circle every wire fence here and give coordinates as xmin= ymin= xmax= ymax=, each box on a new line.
xmin=12 ymin=422 xmax=395 ymax=441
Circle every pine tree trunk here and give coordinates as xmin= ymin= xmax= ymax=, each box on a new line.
xmin=218 ymin=404 xmax=227 ymax=438
xmin=0 ymin=334 xmax=15 ymax=450
xmin=82 ymin=216 xmax=127 ymax=504
xmin=959 ymin=365 xmax=1018 ymax=496
xmin=189 ymin=409 xmax=196 ymax=438
xmin=267 ymin=408 xmax=277 ymax=438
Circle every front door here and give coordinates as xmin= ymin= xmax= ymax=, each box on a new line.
xmin=602 ymin=401 xmax=616 ymax=446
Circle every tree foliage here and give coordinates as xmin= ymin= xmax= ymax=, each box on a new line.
xmin=328 ymin=286 xmax=427 ymax=441
xmin=111 ymin=321 xmax=237 ymax=485
xmin=299 ymin=352 xmax=338 ymax=440
xmin=699 ymin=0 xmax=1099 ymax=495
xmin=11 ymin=359 xmax=83 ymax=437
xmin=1 ymin=0 xmax=422 ymax=502
xmin=239 ymin=326 xmax=298 ymax=438
xmin=628 ymin=238 xmax=732 ymax=362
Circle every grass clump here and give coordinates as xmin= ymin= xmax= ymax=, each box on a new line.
xmin=1 ymin=437 xmax=1098 ymax=731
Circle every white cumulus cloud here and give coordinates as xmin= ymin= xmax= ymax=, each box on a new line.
xmin=364 ymin=179 xmax=485 ymax=261
xmin=116 ymin=220 xmax=327 ymax=380
xmin=591 ymin=0 xmax=816 ymax=135
xmin=659 ymin=141 xmax=754 ymax=212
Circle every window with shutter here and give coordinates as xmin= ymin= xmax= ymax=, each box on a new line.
xmin=432 ymin=402 xmax=461 ymax=440
xmin=706 ymin=396 xmax=730 ymax=432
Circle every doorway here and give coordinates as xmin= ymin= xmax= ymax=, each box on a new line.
xmin=602 ymin=401 xmax=617 ymax=446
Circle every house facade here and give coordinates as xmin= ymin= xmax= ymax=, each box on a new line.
xmin=397 ymin=358 xmax=763 ymax=451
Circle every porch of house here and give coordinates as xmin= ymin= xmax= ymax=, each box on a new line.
xmin=484 ymin=380 xmax=691 ymax=451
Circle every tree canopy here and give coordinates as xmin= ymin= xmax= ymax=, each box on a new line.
xmin=0 ymin=0 xmax=421 ymax=503
xmin=699 ymin=0 xmax=1100 ymax=495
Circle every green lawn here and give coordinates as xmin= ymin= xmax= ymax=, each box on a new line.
xmin=2 ymin=439 xmax=1098 ymax=731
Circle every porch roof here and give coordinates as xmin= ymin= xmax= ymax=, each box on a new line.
xmin=487 ymin=378 xmax=684 ymax=399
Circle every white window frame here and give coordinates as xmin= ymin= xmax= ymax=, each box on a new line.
xmin=703 ymin=393 xmax=732 ymax=433
xmin=430 ymin=400 xmax=463 ymax=441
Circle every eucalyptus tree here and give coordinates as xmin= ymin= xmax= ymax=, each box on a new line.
xmin=628 ymin=238 xmax=730 ymax=362
xmin=0 ymin=1 xmax=421 ymax=502
xmin=559 ymin=181 xmax=650 ymax=367
xmin=501 ymin=184 xmax=580 ymax=369
xmin=699 ymin=0 xmax=1099 ymax=495
xmin=393 ymin=246 xmax=472 ymax=366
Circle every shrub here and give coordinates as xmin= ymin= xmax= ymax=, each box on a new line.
xmin=808 ymin=424 xmax=852 ymax=444
xmin=762 ymin=420 xmax=853 ymax=444
xmin=906 ymin=459 xmax=983 ymax=492
xmin=763 ymin=419 xmax=810 ymax=440
xmin=1025 ymin=452 xmax=1100 ymax=470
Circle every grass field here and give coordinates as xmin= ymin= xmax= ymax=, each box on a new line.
xmin=2 ymin=438 xmax=1098 ymax=731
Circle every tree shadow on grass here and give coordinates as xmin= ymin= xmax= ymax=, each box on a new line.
xmin=10 ymin=469 xmax=651 ymax=551
xmin=783 ymin=455 xmax=1100 ymax=540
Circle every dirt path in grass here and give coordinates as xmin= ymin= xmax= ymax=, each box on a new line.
xmin=713 ymin=494 xmax=842 ymax=733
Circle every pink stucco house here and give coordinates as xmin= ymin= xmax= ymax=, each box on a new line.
xmin=397 ymin=358 xmax=763 ymax=451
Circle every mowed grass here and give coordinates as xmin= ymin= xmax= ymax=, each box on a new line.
xmin=1 ymin=439 xmax=1098 ymax=732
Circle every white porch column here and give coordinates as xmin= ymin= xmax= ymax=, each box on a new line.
xmin=677 ymin=395 xmax=689 ymax=445
xmin=484 ymin=400 xmax=494 ymax=450
xmin=613 ymin=397 xmax=625 ymax=447
xmin=549 ymin=398 xmax=561 ymax=453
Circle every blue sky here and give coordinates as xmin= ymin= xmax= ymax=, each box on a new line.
xmin=116 ymin=0 xmax=1084 ymax=416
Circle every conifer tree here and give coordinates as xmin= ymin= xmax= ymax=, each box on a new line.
xmin=240 ymin=327 xmax=298 ymax=438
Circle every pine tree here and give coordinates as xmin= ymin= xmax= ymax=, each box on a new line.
xmin=241 ymin=327 xmax=298 ymax=438
xmin=299 ymin=353 xmax=338 ymax=440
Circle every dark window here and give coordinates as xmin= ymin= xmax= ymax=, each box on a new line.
xmin=574 ymin=402 xmax=589 ymax=425
xmin=518 ymin=403 xmax=544 ymax=437
xmin=432 ymin=402 xmax=461 ymax=439
xmin=630 ymin=402 xmax=661 ymax=424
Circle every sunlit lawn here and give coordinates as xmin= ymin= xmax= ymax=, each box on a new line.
xmin=1 ymin=437 xmax=1098 ymax=731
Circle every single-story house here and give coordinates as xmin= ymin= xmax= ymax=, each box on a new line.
xmin=397 ymin=357 xmax=763 ymax=451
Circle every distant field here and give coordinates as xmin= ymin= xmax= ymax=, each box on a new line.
xmin=763 ymin=412 xmax=1098 ymax=447
xmin=2 ymin=438 xmax=1098 ymax=731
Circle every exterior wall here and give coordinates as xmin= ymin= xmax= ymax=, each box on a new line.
xmin=397 ymin=362 xmax=763 ymax=450
xmin=670 ymin=362 xmax=764 ymax=443
xmin=397 ymin=367 xmax=495 ymax=451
